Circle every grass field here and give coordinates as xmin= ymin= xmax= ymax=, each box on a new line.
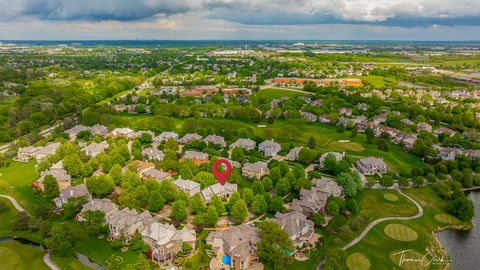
xmin=0 ymin=96 xmax=18 ymax=127
xmin=183 ymin=230 xmax=210 ymax=270
xmin=0 ymin=241 xmax=49 ymax=270
xmin=282 ymin=189 xmax=418 ymax=270
xmin=344 ymin=187 xmax=472 ymax=270
xmin=50 ymin=254 xmax=95 ymax=270
xmin=0 ymin=161 xmax=51 ymax=214
xmin=346 ymin=252 xmax=371 ymax=270
xmin=256 ymin=88 xmax=312 ymax=100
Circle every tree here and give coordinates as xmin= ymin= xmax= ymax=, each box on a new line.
xmin=231 ymin=147 xmax=245 ymax=163
xmin=398 ymin=177 xmax=410 ymax=187
xmin=252 ymin=181 xmax=265 ymax=195
xmin=164 ymin=138 xmax=179 ymax=152
xmin=312 ymin=213 xmax=326 ymax=226
xmin=256 ymin=221 xmax=293 ymax=267
xmin=0 ymin=201 xmax=8 ymax=214
xmin=171 ymin=200 xmax=187 ymax=221
xmin=159 ymin=180 xmax=178 ymax=202
xmin=209 ymin=195 xmax=225 ymax=215
xmin=269 ymin=167 xmax=281 ymax=184
xmin=179 ymin=165 xmax=194 ymax=179
xmin=205 ymin=205 xmax=219 ymax=226
xmin=195 ymin=172 xmax=216 ymax=188
xmin=45 ymin=223 xmax=82 ymax=257
xmin=82 ymin=210 xmax=106 ymax=236
xmin=242 ymin=188 xmax=254 ymax=206
xmin=275 ymin=178 xmax=291 ymax=196
xmin=447 ymin=197 xmax=474 ymax=221
xmin=412 ymin=176 xmax=424 ymax=187
xmin=292 ymin=164 xmax=305 ymax=178
xmin=189 ymin=193 xmax=206 ymax=214
xmin=252 ymin=194 xmax=268 ymax=214
xmin=326 ymin=198 xmax=340 ymax=216
xmin=14 ymin=211 xmax=30 ymax=230
xmin=308 ymin=136 xmax=316 ymax=149
xmin=379 ymin=175 xmax=394 ymax=187
xmin=63 ymin=153 xmax=84 ymax=177
xmin=262 ymin=177 xmax=273 ymax=191
xmin=336 ymin=172 xmax=357 ymax=198
xmin=43 ymin=174 xmax=60 ymax=199
xmin=298 ymin=148 xmax=316 ymax=164
xmin=109 ymin=164 xmax=123 ymax=185
xmin=269 ymin=195 xmax=284 ymax=213
xmin=366 ymin=127 xmax=375 ymax=143
xmin=230 ymin=199 xmax=248 ymax=224
xmin=62 ymin=196 xmax=87 ymax=219
xmin=86 ymin=174 xmax=114 ymax=198
xmin=148 ymin=189 xmax=165 ymax=212
xmin=138 ymin=133 xmax=152 ymax=145
xmin=345 ymin=198 xmax=359 ymax=214
xmin=278 ymin=161 xmax=289 ymax=176
xmin=323 ymin=248 xmax=347 ymax=270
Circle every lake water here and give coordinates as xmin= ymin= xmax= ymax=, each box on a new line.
xmin=436 ymin=191 xmax=480 ymax=270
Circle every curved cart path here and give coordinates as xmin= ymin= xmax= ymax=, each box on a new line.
xmin=316 ymin=187 xmax=424 ymax=270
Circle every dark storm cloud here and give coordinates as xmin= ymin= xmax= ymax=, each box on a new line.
xmin=0 ymin=0 xmax=480 ymax=27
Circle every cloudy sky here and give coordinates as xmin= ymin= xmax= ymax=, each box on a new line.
xmin=1 ymin=0 xmax=480 ymax=40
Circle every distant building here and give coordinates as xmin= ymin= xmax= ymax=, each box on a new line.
xmin=203 ymin=135 xmax=226 ymax=148
xmin=272 ymin=211 xmax=318 ymax=248
xmin=84 ymin=141 xmax=109 ymax=157
xmin=173 ymin=179 xmax=201 ymax=196
xmin=35 ymin=160 xmax=71 ymax=191
xmin=242 ymin=161 xmax=270 ymax=179
xmin=319 ymin=152 xmax=344 ymax=168
xmin=177 ymin=133 xmax=202 ymax=145
xmin=54 ymin=183 xmax=91 ymax=208
xmin=355 ymin=157 xmax=388 ymax=175
xmin=258 ymin=140 xmax=281 ymax=157
xmin=230 ymin=138 xmax=256 ymax=151
xmin=284 ymin=147 xmax=303 ymax=161
xmin=417 ymin=122 xmax=432 ymax=133
xmin=142 ymin=147 xmax=164 ymax=162
xmin=201 ymin=182 xmax=237 ymax=202
xmin=181 ymin=151 xmax=209 ymax=166
xmin=64 ymin=125 xmax=89 ymax=140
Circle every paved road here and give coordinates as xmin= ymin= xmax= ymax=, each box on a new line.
xmin=43 ymin=251 xmax=60 ymax=270
xmin=0 ymin=194 xmax=28 ymax=213
xmin=316 ymin=187 xmax=424 ymax=270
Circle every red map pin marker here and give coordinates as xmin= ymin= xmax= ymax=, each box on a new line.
xmin=212 ymin=159 xmax=232 ymax=185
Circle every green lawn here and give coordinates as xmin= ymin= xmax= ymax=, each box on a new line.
xmin=256 ymin=88 xmax=311 ymax=100
xmin=344 ymin=187 xmax=472 ymax=270
xmin=278 ymin=189 xmax=419 ymax=270
xmin=50 ymin=254 xmax=95 ymax=270
xmin=0 ymin=197 xmax=45 ymax=243
xmin=0 ymin=161 xmax=51 ymax=214
xmin=183 ymin=230 xmax=210 ymax=270
xmin=0 ymin=241 xmax=49 ymax=270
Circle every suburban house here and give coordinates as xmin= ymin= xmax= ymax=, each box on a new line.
xmin=291 ymin=188 xmax=329 ymax=217
xmin=108 ymin=128 xmax=135 ymax=139
xmin=258 ymin=140 xmax=282 ymax=157
xmin=89 ymin=124 xmax=109 ymax=137
xmin=301 ymin=112 xmax=318 ymax=122
xmin=242 ymin=161 xmax=270 ymax=179
xmin=417 ymin=122 xmax=432 ymax=133
xmin=400 ymin=118 xmax=415 ymax=126
xmin=17 ymin=146 xmax=40 ymax=162
xmin=319 ymin=152 xmax=344 ymax=168
xmin=272 ymin=211 xmax=318 ymax=248
xmin=201 ymin=182 xmax=238 ymax=202
xmin=53 ymin=183 xmax=92 ymax=208
xmin=32 ymin=142 xmax=61 ymax=161
xmin=338 ymin=107 xmax=353 ymax=116
xmin=373 ymin=112 xmax=388 ymax=124
xmin=78 ymin=198 xmax=118 ymax=221
xmin=173 ymin=178 xmax=201 ymax=196
xmin=35 ymin=160 xmax=72 ymax=191
xmin=203 ymin=135 xmax=226 ymax=148
xmin=355 ymin=157 xmax=388 ymax=175
xmin=206 ymin=224 xmax=261 ymax=270
xmin=141 ymin=222 xmax=196 ymax=263
xmin=142 ymin=147 xmax=165 ymax=162
xmin=181 ymin=151 xmax=209 ymax=166
xmin=84 ymin=141 xmax=109 ymax=157
xmin=154 ymin=132 xmax=179 ymax=143
xmin=177 ymin=133 xmax=202 ymax=145
xmin=285 ymin=147 xmax=303 ymax=161
xmin=64 ymin=124 xmax=89 ymax=140
xmin=230 ymin=138 xmax=256 ymax=151
xmin=312 ymin=178 xmax=343 ymax=197
xmin=106 ymin=208 xmax=154 ymax=244
xmin=141 ymin=167 xmax=172 ymax=183
xmin=433 ymin=127 xmax=455 ymax=137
